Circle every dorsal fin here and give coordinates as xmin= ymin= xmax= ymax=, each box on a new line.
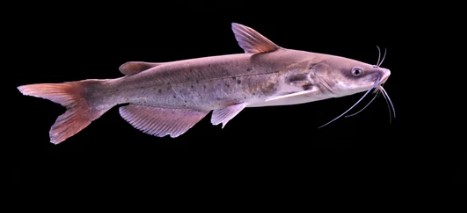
xmin=231 ymin=23 xmax=281 ymax=54
xmin=119 ymin=61 xmax=162 ymax=76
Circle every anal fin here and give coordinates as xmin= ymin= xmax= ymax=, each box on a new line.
xmin=119 ymin=105 xmax=208 ymax=138
xmin=211 ymin=103 xmax=246 ymax=128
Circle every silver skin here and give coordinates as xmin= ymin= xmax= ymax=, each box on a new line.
xmin=100 ymin=47 xmax=390 ymax=110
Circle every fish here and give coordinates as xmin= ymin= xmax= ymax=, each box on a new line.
xmin=17 ymin=23 xmax=393 ymax=144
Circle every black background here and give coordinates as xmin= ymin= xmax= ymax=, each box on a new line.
xmin=7 ymin=2 xmax=465 ymax=198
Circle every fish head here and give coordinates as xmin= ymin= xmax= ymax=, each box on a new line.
xmin=311 ymin=55 xmax=391 ymax=97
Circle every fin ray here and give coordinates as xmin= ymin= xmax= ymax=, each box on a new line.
xmin=231 ymin=23 xmax=280 ymax=54
xmin=266 ymin=90 xmax=315 ymax=102
xmin=17 ymin=80 xmax=111 ymax=144
xmin=211 ymin=103 xmax=246 ymax=128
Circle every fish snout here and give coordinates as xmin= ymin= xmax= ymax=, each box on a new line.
xmin=379 ymin=68 xmax=391 ymax=84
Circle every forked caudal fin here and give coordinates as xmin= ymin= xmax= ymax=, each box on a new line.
xmin=17 ymin=80 xmax=111 ymax=144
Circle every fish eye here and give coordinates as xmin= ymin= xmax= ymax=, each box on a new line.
xmin=351 ymin=67 xmax=363 ymax=76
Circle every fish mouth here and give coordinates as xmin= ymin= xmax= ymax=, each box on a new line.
xmin=380 ymin=75 xmax=389 ymax=84
xmin=378 ymin=68 xmax=391 ymax=85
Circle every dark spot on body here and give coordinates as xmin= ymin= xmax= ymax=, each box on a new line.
xmin=247 ymin=68 xmax=252 ymax=72
xmin=173 ymin=95 xmax=176 ymax=99
xmin=158 ymin=89 xmax=162 ymax=94
xmin=196 ymin=80 xmax=199 ymax=84
xmin=262 ymin=82 xmax=277 ymax=95
xmin=287 ymin=74 xmax=308 ymax=82
xmin=308 ymin=63 xmax=318 ymax=70
xmin=203 ymin=85 xmax=207 ymax=89
xmin=302 ymin=84 xmax=313 ymax=90
xmin=232 ymin=76 xmax=237 ymax=80
xmin=191 ymin=85 xmax=194 ymax=89
xmin=252 ymin=92 xmax=256 ymax=95
xmin=237 ymin=79 xmax=242 ymax=84
xmin=225 ymin=83 xmax=230 ymax=88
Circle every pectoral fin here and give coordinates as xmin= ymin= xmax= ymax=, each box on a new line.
xmin=266 ymin=90 xmax=315 ymax=102
xmin=211 ymin=103 xmax=246 ymax=128
xmin=119 ymin=105 xmax=208 ymax=138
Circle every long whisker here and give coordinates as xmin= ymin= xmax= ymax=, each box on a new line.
xmin=318 ymin=84 xmax=377 ymax=128
xmin=345 ymin=92 xmax=379 ymax=118
xmin=379 ymin=86 xmax=396 ymax=122
xmin=383 ymin=95 xmax=393 ymax=124
xmin=378 ymin=48 xmax=387 ymax=67
xmin=380 ymin=89 xmax=393 ymax=124
xmin=376 ymin=45 xmax=382 ymax=66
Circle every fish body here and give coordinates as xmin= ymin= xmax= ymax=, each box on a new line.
xmin=18 ymin=23 xmax=391 ymax=144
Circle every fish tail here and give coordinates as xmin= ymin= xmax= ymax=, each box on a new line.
xmin=18 ymin=80 xmax=112 ymax=144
